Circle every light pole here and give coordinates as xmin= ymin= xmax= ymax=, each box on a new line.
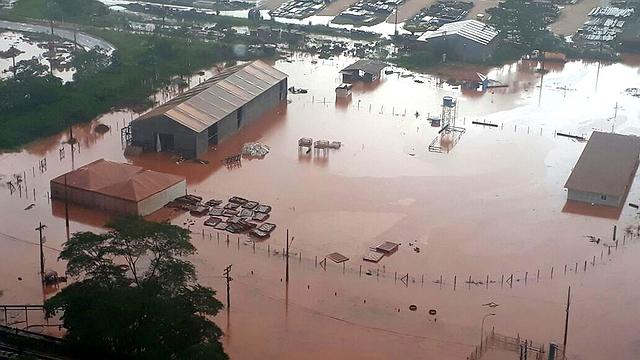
xmin=480 ymin=313 xmax=496 ymax=354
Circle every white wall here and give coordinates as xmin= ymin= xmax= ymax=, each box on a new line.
xmin=137 ymin=180 xmax=187 ymax=216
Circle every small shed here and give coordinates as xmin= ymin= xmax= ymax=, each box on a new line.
xmin=340 ymin=59 xmax=387 ymax=83
xmin=335 ymin=83 xmax=353 ymax=98
xmin=565 ymin=131 xmax=640 ymax=207
xmin=50 ymin=159 xmax=186 ymax=216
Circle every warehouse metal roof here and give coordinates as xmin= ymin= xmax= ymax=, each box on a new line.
xmin=565 ymin=131 xmax=640 ymax=197
xmin=134 ymin=60 xmax=287 ymax=133
xmin=51 ymin=159 xmax=185 ymax=202
xmin=340 ymin=59 xmax=387 ymax=75
xmin=417 ymin=20 xmax=499 ymax=46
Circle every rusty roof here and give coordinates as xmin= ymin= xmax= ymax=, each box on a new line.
xmin=51 ymin=159 xmax=185 ymax=202
xmin=564 ymin=131 xmax=640 ymax=197
xmin=132 ymin=60 xmax=287 ymax=133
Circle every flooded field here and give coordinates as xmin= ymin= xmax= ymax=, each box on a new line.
xmin=0 ymin=31 xmax=75 ymax=82
xmin=2 ymin=55 xmax=640 ymax=359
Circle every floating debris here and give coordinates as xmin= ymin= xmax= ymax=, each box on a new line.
xmin=94 ymin=124 xmax=110 ymax=134
xmin=204 ymin=216 xmax=222 ymax=227
xmin=375 ymin=241 xmax=399 ymax=254
xmin=241 ymin=142 xmax=271 ymax=157
xmin=363 ymin=251 xmax=384 ymax=263
xmin=327 ymin=252 xmax=349 ymax=263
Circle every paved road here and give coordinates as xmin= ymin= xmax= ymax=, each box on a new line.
xmin=0 ymin=20 xmax=115 ymax=52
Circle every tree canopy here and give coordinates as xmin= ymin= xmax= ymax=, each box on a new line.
xmin=487 ymin=0 xmax=560 ymax=51
xmin=45 ymin=216 xmax=228 ymax=360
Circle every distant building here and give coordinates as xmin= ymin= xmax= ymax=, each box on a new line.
xmin=340 ymin=59 xmax=387 ymax=82
xmin=416 ymin=19 xmax=499 ymax=62
xmin=565 ymin=131 xmax=640 ymax=207
xmin=620 ymin=18 xmax=640 ymax=52
xmin=130 ymin=60 xmax=288 ymax=159
xmin=50 ymin=159 xmax=186 ymax=216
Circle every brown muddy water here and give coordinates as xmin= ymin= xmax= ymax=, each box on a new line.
xmin=2 ymin=54 xmax=640 ymax=359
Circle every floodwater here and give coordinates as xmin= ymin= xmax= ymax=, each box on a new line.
xmin=99 ymin=0 xmax=411 ymax=36
xmin=0 ymin=31 xmax=75 ymax=82
xmin=2 ymin=55 xmax=640 ymax=359
xmin=0 ymin=20 xmax=116 ymax=53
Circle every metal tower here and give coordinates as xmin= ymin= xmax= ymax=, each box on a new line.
xmin=441 ymin=96 xmax=457 ymax=133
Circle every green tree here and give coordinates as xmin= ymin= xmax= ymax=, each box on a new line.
xmin=45 ymin=216 xmax=228 ymax=360
xmin=487 ymin=0 xmax=559 ymax=51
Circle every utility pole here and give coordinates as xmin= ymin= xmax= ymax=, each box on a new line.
xmin=64 ymin=174 xmax=70 ymax=241
xmin=35 ymin=223 xmax=47 ymax=283
xmin=285 ymin=230 xmax=294 ymax=283
xmin=563 ymin=286 xmax=571 ymax=357
xmin=394 ymin=4 xmax=398 ymax=36
xmin=223 ymin=265 xmax=232 ymax=309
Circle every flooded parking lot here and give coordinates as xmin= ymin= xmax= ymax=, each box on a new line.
xmin=2 ymin=55 xmax=640 ymax=359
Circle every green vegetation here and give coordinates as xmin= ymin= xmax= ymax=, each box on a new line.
xmin=391 ymin=49 xmax=439 ymax=71
xmin=9 ymin=0 xmax=129 ymax=27
xmin=45 ymin=216 xmax=228 ymax=360
xmin=0 ymin=30 xmax=234 ymax=149
xmin=487 ymin=0 xmax=561 ymax=54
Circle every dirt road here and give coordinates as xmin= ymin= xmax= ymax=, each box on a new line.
xmin=550 ymin=0 xmax=605 ymax=36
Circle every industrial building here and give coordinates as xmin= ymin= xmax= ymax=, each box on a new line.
xmin=564 ymin=131 xmax=640 ymax=207
xmin=130 ymin=60 xmax=288 ymax=159
xmin=50 ymin=159 xmax=186 ymax=216
xmin=416 ymin=19 xmax=499 ymax=62
xmin=340 ymin=59 xmax=387 ymax=82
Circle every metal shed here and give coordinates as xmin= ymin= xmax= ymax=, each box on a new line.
xmin=416 ymin=20 xmax=499 ymax=62
xmin=565 ymin=131 xmax=640 ymax=207
xmin=130 ymin=60 xmax=288 ymax=159
xmin=340 ymin=59 xmax=387 ymax=83
xmin=50 ymin=159 xmax=186 ymax=216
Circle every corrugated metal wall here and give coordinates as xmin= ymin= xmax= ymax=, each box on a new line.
xmin=137 ymin=180 xmax=187 ymax=216
xmin=132 ymin=78 xmax=288 ymax=159
xmin=51 ymin=183 xmax=138 ymax=215
xmin=567 ymin=189 xmax=621 ymax=207
xmin=131 ymin=115 xmax=201 ymax=158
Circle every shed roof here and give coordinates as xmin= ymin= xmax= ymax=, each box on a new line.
xmin=564 ymin=131 xmax=640 ymax=197
xmin=133 ymin=60 xmax=287 ymax=133
xmin=417 ymin=20 xmax=499 ymax=46
xmin=51 ymin=159 xmax=185 ymax=202
xmin=340 ymin=59 xmax=387 ymax=75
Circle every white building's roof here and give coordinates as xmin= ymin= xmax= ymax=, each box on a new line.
xmin=416 ymin=20 xmax=499 ymax=46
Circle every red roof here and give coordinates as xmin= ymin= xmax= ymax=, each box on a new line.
xmin=51 ymin=159 xmax=185 ymax=202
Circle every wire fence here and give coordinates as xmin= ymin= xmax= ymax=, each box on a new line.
xmin=190 ymin=222 xmax=639 ymax=294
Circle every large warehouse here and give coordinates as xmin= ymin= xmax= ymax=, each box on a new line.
xmin=416 ymin=20 xmax=499 ymax=62
xmin=565 ymin=131 xmax=640 ymax=207
xmin=130 ymin=60 xmax=288 ymax=159
xmin=50 ymin=159 xmax=186 ymax=216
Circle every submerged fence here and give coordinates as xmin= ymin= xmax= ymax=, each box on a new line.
xmin=191 ymin=222 xmax=639 ymax=295
xmin=468 ymin=330 xmax=566 ymax=360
